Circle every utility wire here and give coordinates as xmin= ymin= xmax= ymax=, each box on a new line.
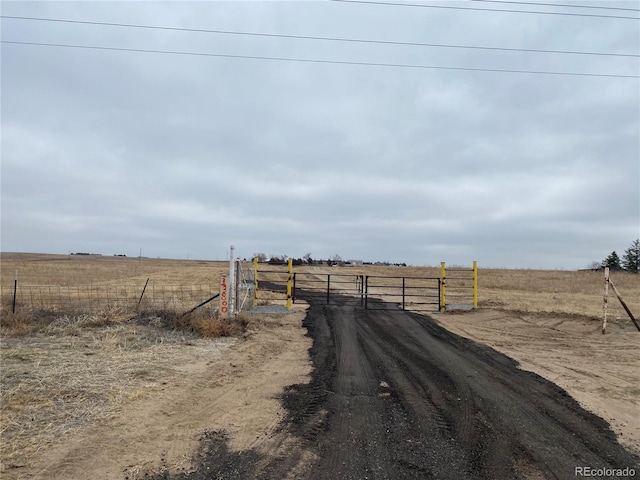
xmin=470 ymin=0 xmax=640 ymax=12
xmin=329 ymin=0 xmax=640 ymax=20
xmin=1 ymin=15 xmax=637 ymax=58
xmin=3 ymin=40 xmax=638 ymax=78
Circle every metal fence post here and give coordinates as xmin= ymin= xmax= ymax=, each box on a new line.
xmin=229 ymin=246 xmax=236 ymax=317
xmin=327 ymin=274 xmax=331 ymax=304
xmin=365 ymin=275 xmax=369 ymax=309
xmin=440 ymin=262 xmax=446 ymax=312
xmin=12 ymin=270 xmax=18 ymax=313
xmin=253 ymin=257 xmax=259 ymax=308
xmin=292 ymin=273 xmax=297 ymax=304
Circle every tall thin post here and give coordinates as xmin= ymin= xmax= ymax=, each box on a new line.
xmin=286 ymin=258 xmax=293 ymax=310
xmin=138 ymin=278 xmax=150 ymax=307
xmin=12 ymin=269 xmax=18 ymax=314
xmin=402 ymin=277 xmax=406 ymax=310
xmin=365 ymin=276 xmax=369 ymax=309
xmin=327 ymin=274 xmax=331 ymax=305
xmin=253 ymin=257 xmax=259 ymax=308
xmin=602 ymin=267 xmax=610 ymax=334
xmin=229 ymin=245 xmax=236 ymax=317
xmin=292 ymin=273 xmax=297 ymax=304
xmin=440 ymin=262 xmax=446 ymax=313
xmin=234 ymin=260 xmax=240 ymax=314
xmin=472 ymin=260 xmax=478 ymax=308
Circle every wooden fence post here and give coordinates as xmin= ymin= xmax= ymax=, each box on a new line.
xmin=472 ymin=260 xmax=478 ymax=308
xmin=608 ymin=276 xmax=640 ymax=332
xmin=602 ymin=267 xmax=609 ymax=334
xmin=287 ymin=258 xmax=293 ymax=310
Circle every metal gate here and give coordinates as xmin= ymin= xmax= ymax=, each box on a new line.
xmin=293 ymin=273 xmax=441 ymax=311
xmin=364 ymin=275 xmax=440 ymax=311
xmin=293 ymin=273 xmax=364 ymax=306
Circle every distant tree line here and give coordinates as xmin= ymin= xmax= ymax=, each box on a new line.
xmin=589 ymin=239 xmax=639 ymax=273
xmin=253 ymin=252 xmax=319 ymax=266
xmin=252 ymin=252 xmax=407 ymax=267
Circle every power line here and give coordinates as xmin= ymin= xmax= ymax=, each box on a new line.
xmin=3 ymin=40 xmax=638 ymax=79
xmin=470 ymin=0 xmax=640 ymax=12
xmin=1 ymin=15 xmax=638 ymax=59
xmin=330 ymin=0 xmax=640 ymax=20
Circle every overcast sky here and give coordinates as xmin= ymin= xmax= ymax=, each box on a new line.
xmin=1 ymin=0 xmax=639 ymax=268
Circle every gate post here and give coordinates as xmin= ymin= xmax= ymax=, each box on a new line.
xmin=440 ymin=262 xmax=446 ymax=312
xmin=253 ymin=257 xmax=259 ymax=308
xmin=402 ymin=277 xmax=406 ymax=310
xmin=292 ymin=273 xmax=297 ymax=304
xmin=365 ymin=275 xmax=369 ymax=309
xmin=286 ymin=258 xmax=293 ymax=310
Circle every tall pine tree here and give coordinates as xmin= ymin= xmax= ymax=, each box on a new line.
xmin=603 ymin=251 xmax=622 ymax=271
xmin=622 ymin=239 xmax=639 ymax=273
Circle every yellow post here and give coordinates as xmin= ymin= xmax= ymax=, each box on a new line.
xmin=602 ymin=267 xmax=610 ymax=334
xmin=253 ymin=256 xmax=259 ymax=308
xmin=472 ymin=260 xmax=478 ymax=308
xmin=287 ymin=258 xmax=293 ymax=310
xmin=440 ymin=261 xmax=446 ymax=312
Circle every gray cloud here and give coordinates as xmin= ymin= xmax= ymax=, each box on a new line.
xmin=2 ymin=1 xmax=638 ymax=267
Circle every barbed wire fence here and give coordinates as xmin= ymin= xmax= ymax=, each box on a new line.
xmin=2 ymin=281 xmax=219 ymax=316
xmin=2 ymin=257 xmax=264 ymax=318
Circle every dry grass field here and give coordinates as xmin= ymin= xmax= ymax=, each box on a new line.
xmin=0 ymin=253 xmax=252 ymax=476
xmin=1 ymin=253 xmax=639 ymax=477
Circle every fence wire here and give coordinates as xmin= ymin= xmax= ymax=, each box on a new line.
xmin=2 ymin=283 xmax=218 ymax=315
xmin=236 ymin=261 xmax=256 ymax=313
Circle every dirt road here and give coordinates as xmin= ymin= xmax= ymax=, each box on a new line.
xmin=157 ymin=299 xmax=639 ymax=479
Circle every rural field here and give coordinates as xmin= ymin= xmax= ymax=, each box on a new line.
xmin=1 ymin=253 xmax=639 ymax=479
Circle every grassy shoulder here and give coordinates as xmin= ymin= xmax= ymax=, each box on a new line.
xmin=0 ymin=309 xmax=256 ymax=472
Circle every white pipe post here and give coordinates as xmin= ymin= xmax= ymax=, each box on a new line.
xmin=229 ymin=245 xmax=236 ymax=317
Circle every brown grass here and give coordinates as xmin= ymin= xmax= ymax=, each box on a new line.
xmin=478 ymin=268 xmax=640 ymax=318
xmin=1 ymin=253 xmax=638 ymax=471
xmin=2 ymin=253 xmax=638 ymax=323
xmin=292 ymin=264 xmax=639 ymax=319
xmin=190 ymin=316 xmax=249 ymax=338
xmin=0 ymin=310 xmax=255 ymax=470
xmin=0 ymin=254 xmax=257 ymax=470
xmin=0 ymin=252 xmax=228 ymax=287
xmin=0 ymin=321 xmax=238 ymax=469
